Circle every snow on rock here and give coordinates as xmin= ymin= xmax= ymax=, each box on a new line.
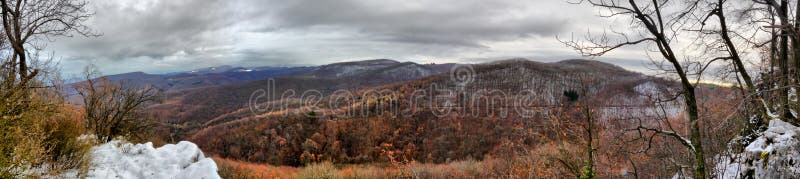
xmin=715 ymin=119 xmax=800 ymax=178
xmin=87 ymin=140 xmax=220 ymax=179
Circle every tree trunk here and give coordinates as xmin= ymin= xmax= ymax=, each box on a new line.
xmin=628 ymin=0 xmax=707 ymax=176
xmin=716 ymin=1 xmax=772 ymax=125
xmin=770 ymin=5 xmax=777 ymax=107
xmin=15 ymin=43 xmax=26 ymax=78
xmin=780 ymin=0 xmax=794 ymax=121
xmin=682 ymin=72 xmax=707 ymax=179
xmin=585 ymin=107 xmax=595 ymax=179
xmin=794 ymin=0 xmax=800 ymax=122
xmin=714 ymin=1 xmax=775 ymax=143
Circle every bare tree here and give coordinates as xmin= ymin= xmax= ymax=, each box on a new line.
xmin=0 ymin=0 xmax=95 ymax=83
xmin=686 ymin=0 xmax=780 ymax=143
xmin=753 ymin=0 xmax=798 ymax=122
xmin=562 ymin=0 xmax=709 ymax=178
xmin=74 ymin=66 xmax=160 ymax=141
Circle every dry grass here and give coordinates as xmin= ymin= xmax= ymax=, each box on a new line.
xmin=41 ymin=108 xmax=94 ymax=177
xmin=214 ymin=157 xmax=299 ymax=179
xmin=213 ymin=157 xmax=496 ymax=179
xmin=296 ymin=162 xmax=337 ymax=179
xmin=404 ymin=159 xmax=487 ymax=178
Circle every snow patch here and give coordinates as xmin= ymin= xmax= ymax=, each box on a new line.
xmin=86 ymin=140 xmax=220 ymax=179
xmin=633 ymin=81 xmax=662 ymax=97
xmin=714 ymin=119 xmax=800 ymax=178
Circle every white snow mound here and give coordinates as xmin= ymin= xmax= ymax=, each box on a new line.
xmin=715 ymin=119 xmax=800 ymax=178
xmin=87 ymin=140 xmax=221 ymax=179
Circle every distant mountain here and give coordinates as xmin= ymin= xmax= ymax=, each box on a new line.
xmin=555 ymin=59 xmax=629 ymax=73
xmin=319 ymin=61 xmax=454 ymax=87
xmin=187 ymin=65 xmax=238 ymax=74
xmin=309 ymin=59 xmax=401 ymax=78
xmin=304 ymin=59 xmax=454 ymax=79
xmin=149 ymin=59 xmax=457 ymax=126
xmin=92 ymin=66 xmax=315 ymax=91
xmin=91 ymin=59 xmax=454 ymax=93
xmin=104 ymin=71 xmax=166 ymax=86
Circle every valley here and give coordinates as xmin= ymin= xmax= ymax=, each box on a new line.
xmin=3 ymin=0 xmax=799 ymax=178
xmin=106 ymin=58 xmax=739 ymax=178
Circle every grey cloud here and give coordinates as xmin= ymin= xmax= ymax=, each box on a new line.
xmin=47 ymin=0 xmax=626 ymax=75
xmin=233 ymin=49 xmax=303 ymax=66
xmin=54 ymin=0 xmax=236 ymax=60
xmin=257 ymin=0 xmax=569 ymax=47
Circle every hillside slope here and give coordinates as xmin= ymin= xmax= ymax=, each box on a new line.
xmin=184 ymin=59 xmax=724 ymax=168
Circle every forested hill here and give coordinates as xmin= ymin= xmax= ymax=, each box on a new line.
xmin=183 ymin=59 xmax=737 ymax=170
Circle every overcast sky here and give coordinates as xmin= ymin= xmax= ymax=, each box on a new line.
xmin=49 ymin=0 xmax=652 ymax=76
